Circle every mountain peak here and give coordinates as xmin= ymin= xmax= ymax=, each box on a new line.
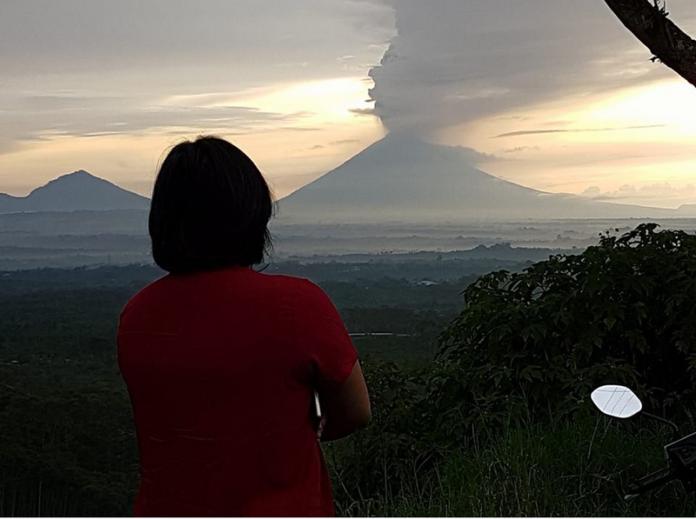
xmin=0 ymin=171 xmax=149 ymax=214
xmin=43 ymin=169 xmax=103 ymax=186
xmin=65 ymin=169 xmax=94 ymax=178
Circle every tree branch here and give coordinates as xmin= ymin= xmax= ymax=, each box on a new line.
xmin=604 ymin=0 xmax=696 ymax=87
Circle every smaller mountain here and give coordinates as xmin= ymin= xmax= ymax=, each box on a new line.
xmin=0 ymin=170 xmax=149 ymax=214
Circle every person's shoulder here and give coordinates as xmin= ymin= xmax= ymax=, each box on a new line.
xmin=260 ymin=271 xmax=318 ymax=292
xmin=259 ymin=272 xmax=328 ymax=302
xmin=119 ymin=274 xmax=170 ymax=320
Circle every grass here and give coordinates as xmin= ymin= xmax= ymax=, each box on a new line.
xmin=3 ymin=389 xmax=695 ymax=516
xmin=325 ymin=412 xmax=696 ymax=516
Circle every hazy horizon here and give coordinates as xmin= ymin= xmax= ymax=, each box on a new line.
xmin=1 ymin=1 xmax=696 ymax=209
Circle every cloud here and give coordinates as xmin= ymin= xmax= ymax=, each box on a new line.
xmin=494 ymin=124 xmax=666 ymax=138
xmin=0 ymin=92 xmax=310 ymax=150
xmin=0 ymin=0 xmax=394 ymax=158
xmin=582 ymin=186 xmax=602 ymax=197
xmin=368 ymin=0 xmax=694 ymax=137
xmin=349 ymin=107 xmax=377 ymax=116
xmin=452 ymin=146 xmax=497 ymax=165
xmin=581 ymin=183 xmax=696 ymax=202
xmin=0 ymin=0 xmax=394 ymax=80
xmin=503 ymin=146 xmax=541 ymax=154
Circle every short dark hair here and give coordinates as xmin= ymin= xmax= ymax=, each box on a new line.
xmin=149 ymin=136 xmax=274 ymax=273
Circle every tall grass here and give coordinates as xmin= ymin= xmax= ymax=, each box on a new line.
xmin=326 ymin=411 xmax=696 ymax=516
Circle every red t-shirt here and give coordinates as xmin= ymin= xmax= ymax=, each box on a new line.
xmin=117 ymin=265 xmax=358 ymax=516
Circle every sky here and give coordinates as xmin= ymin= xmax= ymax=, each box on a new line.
xmin=1 ymin=0 xmax=695 ymax=208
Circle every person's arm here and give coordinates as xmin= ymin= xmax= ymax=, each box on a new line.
xmin=293 ymin=278 xmax=371 ymax=441
xmin=316 ymin=360 xmax=371 ymax=442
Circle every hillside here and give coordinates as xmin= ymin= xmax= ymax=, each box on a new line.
xmin=0 ymin=170 xmax=149 ymax=213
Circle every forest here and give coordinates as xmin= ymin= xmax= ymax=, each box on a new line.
xmin=2 ymin=224 xmax=696 ymax=515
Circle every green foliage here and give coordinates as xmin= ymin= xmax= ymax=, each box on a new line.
xmin=434 ymin=223 xmax=696 ymax=434
xmin=325 ymin=358 xmax=439 ymax=515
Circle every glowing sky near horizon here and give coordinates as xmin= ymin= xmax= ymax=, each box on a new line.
xmin=1 ymin=0 xmax=695 ymax=208
xmin=453 ymin=78 xmax=696 ymax=207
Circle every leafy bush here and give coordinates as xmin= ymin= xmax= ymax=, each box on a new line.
xmin=431 ymin=223 xmax=696 ymax=435
xmin=329 ymin=224 xmax=696 ymax=511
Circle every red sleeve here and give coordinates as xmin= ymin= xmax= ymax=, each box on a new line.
xmin=294 ymin=279 xmax=358 ymax=387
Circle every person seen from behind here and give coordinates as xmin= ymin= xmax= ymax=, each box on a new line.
xmin=117 ymin=135 xmax=371 ymax=516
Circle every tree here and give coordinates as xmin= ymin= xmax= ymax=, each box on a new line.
xmin=604 ymin=0 xmax=696 ymax=87
xmin=432 ymin=224 xmax=696 ymax=430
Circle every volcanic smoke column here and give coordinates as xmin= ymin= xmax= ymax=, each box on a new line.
xmin=366 ymin=0 xmax=639 ymax=139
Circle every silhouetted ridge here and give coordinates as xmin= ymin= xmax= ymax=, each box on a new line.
xmin=0 ymin=170 xmax=149 ymax=214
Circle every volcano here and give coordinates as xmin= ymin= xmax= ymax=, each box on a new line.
xmin=0 ymin=170 xmax=149 ymax=214
xmin=278 ymin=135 xmax=673 ymax=223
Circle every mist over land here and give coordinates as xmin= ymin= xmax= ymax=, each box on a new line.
xmin=1 ymin=155 xmax=696 ymax=271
